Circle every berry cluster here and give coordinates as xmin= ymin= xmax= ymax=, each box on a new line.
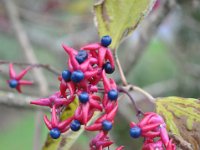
xmin=7 ymin=35 xmax=175 ymax=149
xmin=31 ymin=35 xmax=123 ymax=149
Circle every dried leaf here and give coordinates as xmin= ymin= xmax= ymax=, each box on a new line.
xmin=94 ymin=0 xmax=156 ymax=49
xmin=156 ymin=96 xmax=200 ymax=150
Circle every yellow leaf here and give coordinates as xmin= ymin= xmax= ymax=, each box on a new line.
xmin=42 ymin=98 xmax=80 ymax=150
xmin=42 ymin=97 xmax=101 ymax=150
xmin=94 ymin=0 xmax=156 ymax=49
xmin=156 ymin=96 xmax=200 ymax=150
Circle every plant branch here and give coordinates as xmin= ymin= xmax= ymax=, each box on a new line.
xmin=169 ymin=133 xmax=193 ymax=150
xmin=118 ymin=79 xmax=178 ymax=121
xmin=131 ymin=85 xmax=155 ymax=103
xmin=0 ymin=79 xmax=176 ymax=109
xmin=3 ymin=0 xmax=49 ymax=149
xmin=118 ymin=86 xmax=144 ymax=116
xmin=0 ymin=60 xmax=60 ymax=76
xmin=114 ymin=50 xmax=128 ymax=86
xmin=0 ymin=90 xmax=47 ymax=111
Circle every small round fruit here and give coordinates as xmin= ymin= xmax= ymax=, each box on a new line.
xmin=129 ymin=126 xmax=141 ymax=138
xmin=70 ymin=120 xmax=81 ymax=131
xmin=79 ymin=92 xmax=89 ymax=103
xmin=9 ymin=79 xmax=18 ymax=88
xmin=108 ymin=89 xmax=118 ymax=101
xmin=75 ymin=50 xmax=88 ymax=64
xmin=71 ymin=70 xmax=84 ymax=83
xmin=50 ymin=128 xmax=61 ymax=139
xmin=61 ymin=70 xmax=71 ymax=82
xmin=102 ymin=120 xmax=112 ymax=131
xmin=103 ymin=62 xmax=115 ymax=74
xmin=101 ymin=35 xmax=112 ymax=47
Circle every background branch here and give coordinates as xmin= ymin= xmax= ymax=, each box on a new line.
xmin=169 ymin=133 xmax=193 ymax=150
xmin=0 ymin=60 xmax=60 ymax=76
xmin=0 ymin=91 xmax=47 ymax=111
xmin=3 ymin=0 xmax=49 ymax=149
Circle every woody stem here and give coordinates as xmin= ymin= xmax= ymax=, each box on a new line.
xmin=113 ymin=48 xmax=128 ymax=86
xmin=0 ymin=60 xmax=60 ymax=75
xmin=117 ymin=86 xmax=144 ymax=116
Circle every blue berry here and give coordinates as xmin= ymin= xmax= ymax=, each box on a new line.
xmin=108 ymin=89 xmax=118 ymax=101
xmin=70 ymin=120 xmax=81 ymax=131
xmin=50 ymin=128 xmax=61 ymax=139
xmin=103 ymin=62 xmax=115 ymax=74
xmin=79 ymin=92 xmax=89 ymax=103
xmin=62 ymin=70 xmax=71 ymax=82
xmin=75 ymin=50 xmax=88 ymax=64
xmin=9 ymin=79 xmax=18 ymax=88
xmin=129 ymin=126 xmax=141 ymax=138
xmin=102 ymin=120 xmax=112 ymax=131
xmin=101 ymin=35 xmax=112 ymax=47
xmin=71 ymin=70 xmax=84 ymax=83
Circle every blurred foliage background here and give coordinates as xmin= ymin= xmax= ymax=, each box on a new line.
xmin=0 ymin=0 xmax=200 ymax=150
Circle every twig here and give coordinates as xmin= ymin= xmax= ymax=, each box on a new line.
xmin=131 ymin=85 xmax=155 ymax=103
xmin=0 ymin=79 xmax=177 ymax=108
xmin=124 ymin=0 xmax=176 ymax=76
xmin=169 ymin=133 xmax=193 ymax=150
xmin=3 ymin=0 xmax=49 ymax=149
xmin=0 ymin=90 xmax=48 ymax=111
xmin=0 ymin=60 xmax=60 ymax=76
xmin=124 ymin=84 xmax=155 ymax=103
xmin=118 ymin=79 xmax=178 ymax=121
xmin=118 ymin=86 xmax=144 ymax=116
xmin=114 ymin=51 xmax=128 ymax=86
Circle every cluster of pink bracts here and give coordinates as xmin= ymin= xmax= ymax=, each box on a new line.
xmin=130 ymin=112 xmax=176 ymax=150
xmin=7 ymin=36 xmax=175 ymax=150
xmin=31 ymin=39 xmax=121 ymax=149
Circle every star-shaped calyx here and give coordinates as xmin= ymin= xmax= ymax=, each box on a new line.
xmin=7 ymin=63 xmax=33 ymax=93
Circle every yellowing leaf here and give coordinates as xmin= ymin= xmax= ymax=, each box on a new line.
xmin=43 ymin=98 xmax=80 ymax=150
xmin=156 ymin=96 xmax=200 ymax=150
xmin=94 ymin=0 xmax=156 ymax=49
xmin=42 ymin=97 xmax=101 ymax=150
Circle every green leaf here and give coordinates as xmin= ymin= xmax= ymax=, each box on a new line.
xmin=156 ymin=96 xmax=200 ymax=149
xmin=94 ymin=0 xmax=156 ymax=49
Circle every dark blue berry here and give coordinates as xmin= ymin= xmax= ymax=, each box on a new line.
xmin=50 ymin=128 xmax=61 ymax=139
xmin=79 ymin=92 xmax=89 ymax=103
xmin=108 ymin=89 xmax=118 ymax=101
xmin=101 ymin=35 xmax=112 ymax=47
xmin=9 ymin=79 xmax=18 ymax=88
xmin=70 ymin=120 xmax=81 ymax=131
xmin=62 ymin=70 xmax=71 ymax=82
xmin=129 ymin=126 xmax=141 ymax=138
xmin=103 ymin=62 xmax=115 ymax=74
xmin=75 ymin=50 xmax=88 ymax=64
xmin=71 ymin=70 xmax=84 ymax=83
xmin=102 ymin=120 xmax=112 ymax=131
